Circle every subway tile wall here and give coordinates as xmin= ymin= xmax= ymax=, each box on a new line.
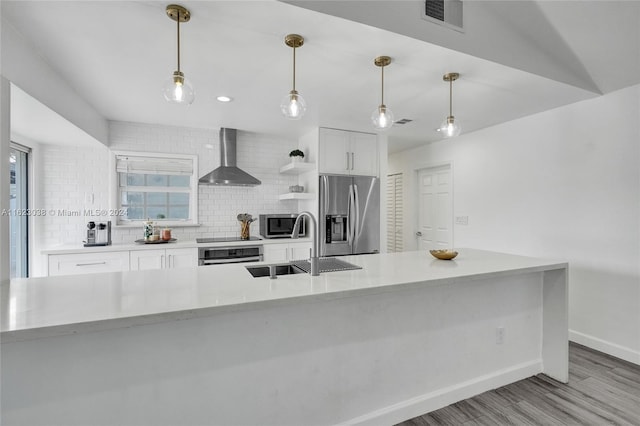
xmin=35 ymin=143 xmax=111 ymax=250
xmin=37 ymin=121 xmax=301 ymax=248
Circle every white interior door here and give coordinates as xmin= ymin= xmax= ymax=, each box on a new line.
xmin=386 ymin=173 xmax=403 ymax=252
xmin=417 ymin=165 xmax=452 ymax=250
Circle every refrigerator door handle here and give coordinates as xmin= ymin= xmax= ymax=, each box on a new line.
xmin=350 ymin=185 xmax=357 ymax=244
xmin=322 ymin=175 xmax=329 ymax=215
xmin=346 ymin=184 xmax=351 ymax=245
xmin=347 ymin=184 xmax=354 ymax=245
xmin=353 ymin=184 xmax=360 ymax=241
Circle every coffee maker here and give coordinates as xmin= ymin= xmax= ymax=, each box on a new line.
xmin=84 ymin=221 xmax=112 ymax=247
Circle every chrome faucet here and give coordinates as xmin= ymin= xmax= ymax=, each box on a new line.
xmin=292 ymin=211 xmax=319 ymax=276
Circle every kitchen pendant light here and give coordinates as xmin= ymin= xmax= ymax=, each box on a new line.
xmin=371 ymin=56 xmax=394 ymax=131
xmin=439 ymin=72 xmax=462 ymax=138
xmin=163 ymin=4 xmax=195 ymax=105
xmin=280 ymin=34 xmax=306 ymax=120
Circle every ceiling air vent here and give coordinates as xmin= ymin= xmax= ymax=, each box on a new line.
xmin=423 ymin=0 xmax=463 ymax=32
xmin=395 ymin=119 xmax=413 ymax=125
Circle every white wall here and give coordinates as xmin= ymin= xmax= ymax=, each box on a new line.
xmin=0 ymin=77 xmax=10 ymax=283
xmin=31 ymin=121 xmax=301 ymax=274
xmin=388 ymin=84 xmax=640 ymax=364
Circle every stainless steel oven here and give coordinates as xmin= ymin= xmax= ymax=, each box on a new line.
xmin=198 ymin=245 xmax=263 ymax=266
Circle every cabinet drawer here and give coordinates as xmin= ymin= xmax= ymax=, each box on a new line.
xmin=48 ymin=251 xmax=130 ymax=276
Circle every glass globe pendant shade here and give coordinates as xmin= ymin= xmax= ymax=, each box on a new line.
xmin=439 ymin=116 xmax=462 ymax=138
xmin=280 ymin=90 xmax=306 ymax=120
xmin=163 ymin=71 xmax=195 ymax=105
xmin=371 ymin=104 xmax=394 ymax=131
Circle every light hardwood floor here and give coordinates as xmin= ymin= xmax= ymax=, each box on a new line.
xmin=397 ymin=342 xmax=640 ymax=425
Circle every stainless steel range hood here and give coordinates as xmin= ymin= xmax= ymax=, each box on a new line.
xmin=199 ymin=128 xmax=261 ymax=186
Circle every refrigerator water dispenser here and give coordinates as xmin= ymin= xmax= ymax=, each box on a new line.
xmin=326 ymin=215 xmax=348 ymax=243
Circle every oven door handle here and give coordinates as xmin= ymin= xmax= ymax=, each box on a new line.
xmin=200 ymin=256 xmax=263 ymax=265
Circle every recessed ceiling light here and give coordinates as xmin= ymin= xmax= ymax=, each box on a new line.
xmin=216 ymin=96 xmax=232 ymax=102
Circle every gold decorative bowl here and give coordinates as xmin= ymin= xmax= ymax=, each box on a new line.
xmin=429 ymin=249 xmax=459 ymax=260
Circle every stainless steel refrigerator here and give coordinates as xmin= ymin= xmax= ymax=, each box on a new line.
xmin=319 ymin=175 xmax=380 ymax=256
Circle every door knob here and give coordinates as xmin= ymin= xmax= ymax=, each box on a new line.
xmin=415 ymin=231 xmax=422 ymax=237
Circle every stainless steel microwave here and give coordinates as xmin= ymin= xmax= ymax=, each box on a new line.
xmin=259 ymin=214 xmax=306 ymax=239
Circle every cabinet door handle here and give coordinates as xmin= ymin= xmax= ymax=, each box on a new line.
xmin=351 ymin=152 xmax=355 ymax=170
xmin=76 ymin=261 xmax=106 ymax=266
xmin=346 ymin=152 xmax=350 ymax=171
xmin=169 ymin=254 xmax=173 ymax=268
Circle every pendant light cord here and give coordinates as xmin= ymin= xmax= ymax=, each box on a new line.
xmin=381 ymin=65 xmax=385 ymax=105
xmin=176 ymin=9 xmax=181 ymax=72
xmin=449 ymin=78 xmax=453 ymax=117
xmin=292 ymin=46 xmax=296 ymax=92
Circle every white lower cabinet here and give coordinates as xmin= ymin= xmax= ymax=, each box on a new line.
xmin=167 ymin=247 xmax=198 ymax=269
xmin=289 ymin=242 xmax=312 ymax=261
xmin=48 ymin=251 xmax=130 ymax=276
xmin=130 ymin=247 xmax=198 ymax=271
xmin=263 ymin=242 xmax=312 ymax=263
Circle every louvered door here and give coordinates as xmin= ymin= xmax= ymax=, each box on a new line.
xmin=386 ymin=173 xmax=403 ymax=252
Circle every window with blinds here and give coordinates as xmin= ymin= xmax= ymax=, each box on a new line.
xmin=386 ymin=173 xmax=403 ymax=252
xmin=113 ymin=152 xmax=198 ymax=225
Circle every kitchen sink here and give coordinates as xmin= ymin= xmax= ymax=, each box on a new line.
xmin=291 ymin=257 xmax=362 ymax=273
xmin=245 ymin=263 xmax=305 ymax=278
xmin=246 ymin=258 xmax=362 ymax=278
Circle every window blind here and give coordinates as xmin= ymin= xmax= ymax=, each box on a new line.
xmin=116 ymin=155 xmax=193 ymax=176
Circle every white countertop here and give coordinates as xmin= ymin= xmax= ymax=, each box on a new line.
xmin=42 ymin=237 xmax=312 ymax=254
xmin=1 ymin=249 xmax=567 ymax=342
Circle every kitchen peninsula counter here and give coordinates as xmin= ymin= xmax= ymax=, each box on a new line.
xmin=41 ymin=236 xmax=312 ymax=255
xmin=1 ymin=249 xmax=568 ymax=426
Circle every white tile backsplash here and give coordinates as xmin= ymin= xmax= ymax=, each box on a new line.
xmin=36 ymin=121 xmax=301 ymax=247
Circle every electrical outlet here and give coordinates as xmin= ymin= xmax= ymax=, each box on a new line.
xmin=455 ymin=216 xmax=468 ymax=225
xmin=496 ymin=327 xmax=505 ymax=345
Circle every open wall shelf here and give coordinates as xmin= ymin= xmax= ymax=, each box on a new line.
xmin=278 ymin=193 xmax=315 ymax=201
xmin=279 ymin=162 xmax=315 ymax=175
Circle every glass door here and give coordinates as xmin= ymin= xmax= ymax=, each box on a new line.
xmin=10 ymin=143 xmax=29 ymax=278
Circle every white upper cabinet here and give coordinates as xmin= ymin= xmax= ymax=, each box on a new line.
xmin=349 ymin=131 xmax=379 ymax=176
xmin=318 ymin=128 xmax=378 ymax=176
xmin=318 ymin=128 xmax=351 ymax=175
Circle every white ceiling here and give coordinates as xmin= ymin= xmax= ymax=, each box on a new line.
xmin=3 ymin=1 xmax=639 ymax=154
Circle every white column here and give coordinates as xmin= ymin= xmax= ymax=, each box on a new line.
xmin=0 ymin=77 xmax=10 ymax=283
xmin=378 ymin=133 xmax=388 ymax=253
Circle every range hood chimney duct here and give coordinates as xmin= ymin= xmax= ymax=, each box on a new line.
xmin=199 ymin=128 xmax=261 ymax=186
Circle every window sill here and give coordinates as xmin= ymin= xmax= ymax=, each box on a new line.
xmin=114 ymin=223 xmax=202 ymax=229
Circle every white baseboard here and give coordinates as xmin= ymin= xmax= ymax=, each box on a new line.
xmin=338 ymin=360 xmax=542 ymax=426
xmin=569 ymin=329 xmax=640 ymax=365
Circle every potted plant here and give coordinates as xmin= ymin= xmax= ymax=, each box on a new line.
xmin=289 ymin=149 xmax=305 ymax=163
